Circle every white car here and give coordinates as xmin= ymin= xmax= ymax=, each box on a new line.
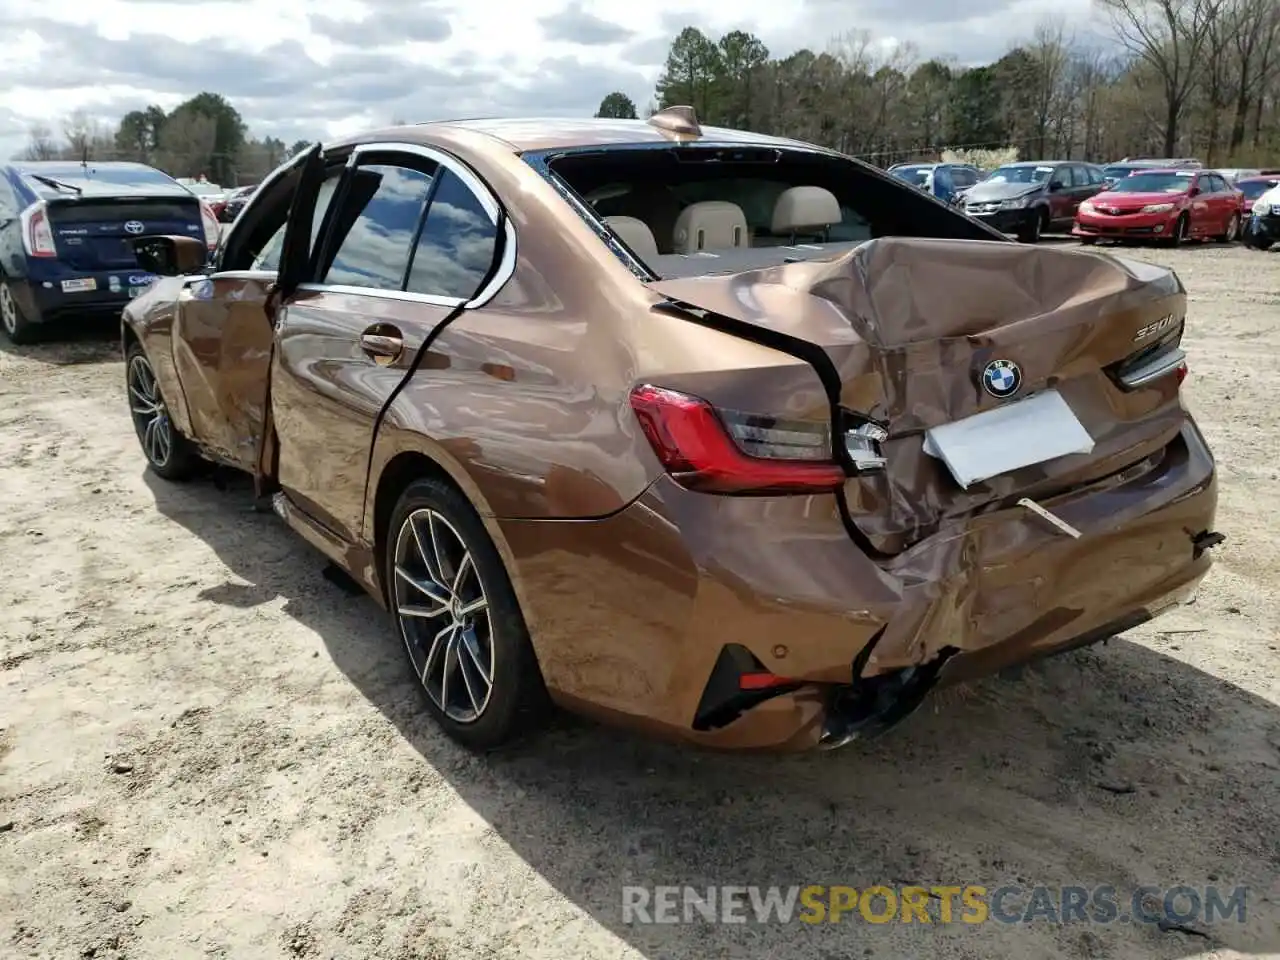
xmin=1244 ymin=183 xmax=1280 ymax=250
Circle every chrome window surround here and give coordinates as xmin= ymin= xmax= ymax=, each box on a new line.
xmin=295 ymin=141 xmax=515 ymax=310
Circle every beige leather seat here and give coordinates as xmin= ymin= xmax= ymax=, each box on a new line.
xmin=771 ymin=186 xmax=842 ymax=241
xmin=671 ymin=201 xmax=749 ymax=254
xmin=604 ymin=216 xmax=659 ymax=261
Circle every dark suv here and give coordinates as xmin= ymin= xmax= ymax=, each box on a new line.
xmin=0 ymin=161 xmax=216 ymax=343
xmin=962 ymin=161 xmax=1109 ymax=243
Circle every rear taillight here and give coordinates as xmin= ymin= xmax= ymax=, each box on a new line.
xmin=628 ymin=383 xmax=846 ymax=495
xmin=20 ymin=202 xmax=56 ymax=258
xmin=1176 ymin=361 xmax=1188 ymax=386
xmin=199 ymin=202 xmax=218 ymax=250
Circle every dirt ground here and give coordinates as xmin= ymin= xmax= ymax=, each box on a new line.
xmin=1 ymin=243 xmax=1279 ymax=960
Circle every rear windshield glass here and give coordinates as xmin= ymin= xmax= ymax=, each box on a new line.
xmin=1108 ymin=172 xmax=1193 ymax=193
xmin=542 ymin=145 xmax=997 ymax=279
xmin=1240 ymin=179 xmax=1278 ymax=199
xmin=48 ymin=199 xmax=200 ymax=224
xmin=890 ymin=166 xmax=932 ymax=187
xmin=17 ymin=163 xmax=180 ymax=193
xmin=986 ymin=165 xmax=1053 ymax=184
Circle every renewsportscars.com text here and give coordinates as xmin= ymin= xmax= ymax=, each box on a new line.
xmin=621 ymin=884 xmax=1247 ymax=926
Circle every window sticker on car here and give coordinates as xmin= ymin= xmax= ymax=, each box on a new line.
xmin=1036 ymin=166 xmax=1054 ymax=173
xmin=1176 ymin=171 xmax=1194 ymax=176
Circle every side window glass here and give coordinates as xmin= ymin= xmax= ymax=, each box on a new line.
xmin=322 ymin=163 xmax=434 ymax=289
xmin=406 ymin=169 xmax=499 ymax=300
xmin=251 ymin=171 xmax=342 ymax=273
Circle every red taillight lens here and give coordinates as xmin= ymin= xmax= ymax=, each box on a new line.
xmin=1176 ymin=361 xmax=1188 ymax=385
xmin=628 ymin=383 xmax=846 ymax=495
xmin=199 ymin=202 xmax=218 ymax=251
xmin=21 ymin=203 xmax=56 ymax=258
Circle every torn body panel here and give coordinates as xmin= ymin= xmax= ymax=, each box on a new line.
xmin=651 ymin=237 xmax=1192 ymax=554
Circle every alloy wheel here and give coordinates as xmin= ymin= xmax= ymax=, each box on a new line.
xmin=393 ymin=508 xmax=494 ymax=723
xmin=1226 ymin=215 xmax=1239 ymax=242
xmin=127 ymin=354 xmax=173 ymax=468
xmin=0 ymin=286 xmax=17 ymax=336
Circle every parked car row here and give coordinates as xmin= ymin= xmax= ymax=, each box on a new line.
xmin=888 ymin=154 xmax=1279 ymax=248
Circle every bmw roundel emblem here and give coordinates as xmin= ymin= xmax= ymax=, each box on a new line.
xmin=124 ymin=220 xmax=145 ymax=234
xmin=981 ymin=359 xmax=1022 ymax=399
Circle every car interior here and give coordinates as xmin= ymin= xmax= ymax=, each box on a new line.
xmin=545 ymin=146 xmax=1001 ymax=277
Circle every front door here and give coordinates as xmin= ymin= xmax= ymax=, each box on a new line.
xmin=270 ymin=151 xmax=506 ymax=543
xmin=170 ymin=271 xmax=278 ymax=467
xmin=167 ymin=145 xmax=334 ymax=472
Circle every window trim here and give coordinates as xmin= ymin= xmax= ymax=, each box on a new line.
xmin=293 ymin=141 xmax=514 ymax=310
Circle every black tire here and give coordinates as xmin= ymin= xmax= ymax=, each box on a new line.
xmin=0 ymin=280 xmax=41 ymax=345
xmin=386 ymin=477 xmax=549 ymax=751
xmin=125 ymin=341 xmax=202 ymax=481
xmin=1168 ymin=214 xmax=1189 ymax=246
xmin=1078 ymin=236 xmax=1098 ymax=246
xmin=1018 ymin=209 xmax=1045 ymax=244
xmin=1218 ymin=214 xmax=1240 ymax=244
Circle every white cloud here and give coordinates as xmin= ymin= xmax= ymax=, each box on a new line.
xmin=0 ymin=0 xmax=1107 ymax=160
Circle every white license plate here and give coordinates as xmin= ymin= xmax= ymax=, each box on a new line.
xmin=60 ymin=278 xmax=97 ymax=293
xmin=922 ymin=389 xmax=1095 ymax=489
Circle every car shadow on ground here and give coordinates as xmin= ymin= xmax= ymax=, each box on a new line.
xmin=147 ymin=471 xmax=1280 ymax=958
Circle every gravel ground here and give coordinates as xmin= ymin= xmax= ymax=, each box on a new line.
xmin=1 ymin=242 xmax=1279 ymax=960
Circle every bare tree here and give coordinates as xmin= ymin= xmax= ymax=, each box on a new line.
xmin=1100 ymin=0 xmax=1225 ymax=155
xmin=156 ymin=111 xmax=218 ymax=178
xmin=18 ymin=123 xmax=59 ymax=161
xmin=1027 ymin=19 xmax=1075 ymax=156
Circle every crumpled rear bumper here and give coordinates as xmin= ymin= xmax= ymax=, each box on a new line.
xmin=497 ymin=419 xmax=1218 ymax=751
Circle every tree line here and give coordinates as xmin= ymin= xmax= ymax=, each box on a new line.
xmin=16 ymin=0 xmax=1280 ymax=179
xmin=17 ymin=92 xmax=312 ymax=186
xmin=599 ymin=0 xmax=1280 ymax=167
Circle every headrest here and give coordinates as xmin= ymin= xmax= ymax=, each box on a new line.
xmin=672 ymin=201 xmax=749 ymax=254
xmin=771 ymin=186 xmax=841 ymax=234
xmin=604 ymin=216 xmax=658 ymax=260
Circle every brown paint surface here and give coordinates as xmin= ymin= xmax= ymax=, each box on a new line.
xmin=122 ymin=120 xmax=1219 ymax=750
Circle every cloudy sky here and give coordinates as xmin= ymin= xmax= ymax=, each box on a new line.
xmin=0 ymin=0 xmax=1111 ymax=160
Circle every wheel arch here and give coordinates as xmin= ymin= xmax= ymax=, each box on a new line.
xmin=364 ymin=435 xmax=537 ymax=643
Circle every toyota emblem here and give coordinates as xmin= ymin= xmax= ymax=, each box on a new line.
xmin=123 ymin=220 xmax=145 ymax=235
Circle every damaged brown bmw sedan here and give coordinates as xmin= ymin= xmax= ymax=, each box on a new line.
xmin=121 ymin=107 xmax=1224 ymax=752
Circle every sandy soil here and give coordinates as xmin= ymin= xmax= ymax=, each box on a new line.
xmin=2 ymin=243 xmax=1279 ymax=960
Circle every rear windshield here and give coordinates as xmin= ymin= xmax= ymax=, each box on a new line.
xmin=1240 ymin=179 xmax=1278 ymax=200
xmin=890 ymin=166 xmax=932 ymax=187
xmin=48 ymin=199 xmax=200 ymax=224
xmin=986 ymin=165 xmax=1054 ymax=184
xmin=1108 ymin=172 xmax=1194 ymax=193
xmin=17 ymin=163 xmax=179 ymax=193
xmin=542 ymin=145 xmax=998 ymax=279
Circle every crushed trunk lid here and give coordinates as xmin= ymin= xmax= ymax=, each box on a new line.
xmin=650 ymin=237 xmax=1190 ymax=555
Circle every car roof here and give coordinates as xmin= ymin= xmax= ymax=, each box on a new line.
xmin=1003 ymin=160 xmax=1074 ymax=167
xmin=330 ymin=117 xmax=835 ymax=155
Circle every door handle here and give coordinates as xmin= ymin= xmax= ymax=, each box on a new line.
xmin=360 ymin=329 xmax=404 ymax=365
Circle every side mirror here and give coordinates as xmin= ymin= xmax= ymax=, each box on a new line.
xmin=130 ymin=235 xmax=208 ymax=277
xmin=1049 ymin=179 xmax=1065 ymax=192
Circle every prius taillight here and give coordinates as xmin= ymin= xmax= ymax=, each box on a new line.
xmin=199 ymin=201 xmax=219 ymax=251
xmin=628 ymin=384 xmax=847 ymax=495
xmin=20 ymin=202 xmax=57 ymax=258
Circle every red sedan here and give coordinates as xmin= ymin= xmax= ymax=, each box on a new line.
xmin=1073 ymin=169 xmax=1243 ymax=245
